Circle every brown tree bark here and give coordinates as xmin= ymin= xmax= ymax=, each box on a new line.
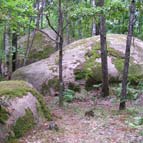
xmin=91 ymin=0 xmax=100 ymax=36
xmin=58 ymin=0 xmax=64 ymax=107
xmin=12 ymin=33 xmax=17 ymax=72
xmin=99 ymin=0 xmax=109 ymax=97
xmin=119 ymin=0 xmax=136 ymax=110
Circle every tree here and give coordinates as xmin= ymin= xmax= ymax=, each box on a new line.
xmin=99 ymin=0 xmax=109 ymax=97
xmin=119 ymin=0 xmax=136 ymax=110
xmin=58 ymin=0 xmax=64 ymax=106
xmin=91 ymin=0 xmax=96 ymax=36
xmin=91 ymin=0 xmax=100 ymax=36
xmin=0 ymin=0 xmax=35 ymax=76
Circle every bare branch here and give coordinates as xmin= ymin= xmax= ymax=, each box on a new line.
xmin=35 ymin=28 xmax=59 ymax=44
xmin=45 ymin=15 xmax=62 ymax=39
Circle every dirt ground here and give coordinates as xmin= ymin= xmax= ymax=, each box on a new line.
xmin=19 ymin=93 xmax=143 ymax=143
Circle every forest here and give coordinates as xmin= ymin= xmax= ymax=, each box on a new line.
xmin=0 ymin=0 xmax=143 ymax=143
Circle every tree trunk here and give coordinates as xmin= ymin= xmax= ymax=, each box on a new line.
xmin=0 ymin=59 xmax=2 ymax=77
xmin=77 ymin=18 xmax=82 ymax=39
xmin=12 ymin=33 xmax=17 ymax=72
xmin=58 ymin=0 xmax=64 ymax=107
xmin=65 ymin=0 xmax=70 ymax=44
xmin=91 ymin=0 xmax=96 ymax=36
xmin=4 ymin=25 xmax=11 ymax=79
xmin=119 ymin=0 xmax=136 ymax=110
xmin=99 ymin=0 xmax=109 ymax=97
xmin=36 ymin=0 xmax=40 ymax=29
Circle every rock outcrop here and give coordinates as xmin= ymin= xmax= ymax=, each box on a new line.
xmin=12 ymin=34 xmax=143 ymax=93
xmin=0 ymin=80 xmax=51 ymax=142
xmin=17 ymin=29 xmax=56 ymax=66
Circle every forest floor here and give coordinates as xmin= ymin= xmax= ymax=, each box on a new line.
xmin=20 ymin=92 xmax=143 ymax=143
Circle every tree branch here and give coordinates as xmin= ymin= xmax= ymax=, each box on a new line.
xmin=35 ymin=28 xmax=59 ymax=43
xmin=45 ymin=15 xmax=62 ymax=39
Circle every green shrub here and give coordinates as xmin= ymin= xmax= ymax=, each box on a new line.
xmin=113 ymin=83 xmax=142 ymax=100
xmin=64 ymin=89 xmax=75 ymax=102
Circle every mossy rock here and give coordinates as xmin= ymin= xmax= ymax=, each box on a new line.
xmin=13 ymin=109 xmax=35 ymax=138
xmin=17 ymin=29 xmax=56 ymax=66
xmin=41 ymin=78 xmax=60 ymax=96
xmin=0 ymin=80 xmax=52 ymax=142
xmin=68 ymin=82 xmax=81 ymax=92
xmin=13 ymin=34 xmax=143 ymax=93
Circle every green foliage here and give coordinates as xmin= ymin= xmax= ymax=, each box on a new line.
xmin=13 ymin=109 xmax=35 ymax=138
xmin=74 ymin=69 xmax=86 ymax=80
xmin=64 ymin=89 xmax=75 ymax=102
xmin=113 ymin=82 xmax=143 ymax=100
xmin=137 ymin=81 xmax=143 ymax=90
xmin=126 ymin=116 xmax=143 ymax=128
xmin=0 ymin=0 xmax=35 ymax=33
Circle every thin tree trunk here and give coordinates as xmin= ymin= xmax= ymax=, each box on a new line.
xmin=66 ymin=15 xmax=70 ymax=44
xmin=12 ymin=33 xmax=17 ymax=72
xmin=4 ymin=25 xmax=11 ymax=79
xmin=0 ymin=59 xmax=2 ymax=77
xmin=55 ymin=29 xmax=59 ymax=50
xmin=23 ymin=18 xmax=31 ymax=66
xmin=99 ymin=0 xmax=109 ymax=97
xmin=119 ymin=0 xmax=136 ymax=110
xmin=91 ymin=0 xmax=96 ymax=36
xmin=58 ymin=0 xmax=64 ymax=107
xmin=96 ymin=0 xmax=100 ymax=35
xmin=77 ymin=18 xmax=82 ymax=39
xmin=40 ymin=0 xmax=46 ymax=29
xmin=65 ymin=0 xmax=70 ymax=44
xmin=36 ymin=0 xmax=40 ymax=29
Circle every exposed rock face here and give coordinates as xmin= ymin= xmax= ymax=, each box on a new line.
xmin=0 ymin=81 xmax=51 ymax=142
xmin=12 ymin=34 xmax=143 ymax=93
xmin=17 ymin=29 xmax=56 ymax=66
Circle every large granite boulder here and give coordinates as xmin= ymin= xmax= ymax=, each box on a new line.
xmin=12 ymin=34 xmax=143 ymax=93
xmin=0 ymin=80 xmax=51 ymax=143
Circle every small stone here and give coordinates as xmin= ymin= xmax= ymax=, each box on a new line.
xmin=48 ymin=121 xmax=59 ymax=131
